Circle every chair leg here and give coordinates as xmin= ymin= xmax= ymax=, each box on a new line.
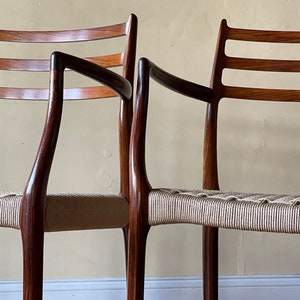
xmin=21 ymin=228 xmax=44 ymax=300
xmin=127 ymin=224 xmax=149 ymax=300
xmin=202 ymin=226 xmax=219 ymax=300
xmin=122 ymin=226 xmax=129 ymax=271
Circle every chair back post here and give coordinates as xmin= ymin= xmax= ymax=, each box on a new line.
xmin=203 ymin=19 xmax=229 ymax=191
xmin=202 ymin=20 xmax=231 ymax=300
xmin=119 ymin=14 xmax=138 ymax=200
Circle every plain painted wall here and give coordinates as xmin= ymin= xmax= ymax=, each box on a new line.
xmin=1 ymin=0 xmax=300 ymax=280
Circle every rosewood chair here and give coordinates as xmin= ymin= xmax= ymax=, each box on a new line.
xmin=0 ymin=14 xmax=137 ymax=300
xmin=127 ymin=19 xmax=300 ymax=300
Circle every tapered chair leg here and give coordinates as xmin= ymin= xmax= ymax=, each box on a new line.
xmin=21 ymin=229 xmax=44 ymax=300
xmin=127 ymin=225 xmax=149 ymax=300
xmin=203 ymin=226 xmax=218 ymax=300
xmin=123 ymin=226 xmax=129 ymax=270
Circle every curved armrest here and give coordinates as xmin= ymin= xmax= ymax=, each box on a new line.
xmin=21 ymin=52 xmax=132 ymax=229
xmin=51 ymin=51 xmax=132 ymax=101
xmin=130 ymin=57 xmax=212 ymax=194
xmin=140 ymin=57 xmax=212 ymax=102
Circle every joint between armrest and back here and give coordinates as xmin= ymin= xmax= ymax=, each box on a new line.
xmin=50 ymin=51 xmax=132 ymax=101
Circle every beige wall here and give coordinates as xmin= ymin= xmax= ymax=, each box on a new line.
xmin=1 ymin=0 xmax=300 ymax=280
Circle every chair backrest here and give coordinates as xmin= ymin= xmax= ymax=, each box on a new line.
xmin=203 ymin=19 xmax=300 ymax=191
xmin=0 ymin=14 xmax=137 ymax=198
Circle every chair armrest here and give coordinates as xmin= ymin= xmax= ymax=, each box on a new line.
xmin=130 ymin=57 xmax=212 ymax=194
xmin=139 ymin=57 xmax=212 ymax=102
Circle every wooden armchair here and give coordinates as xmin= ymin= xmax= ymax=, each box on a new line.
xmin=127 ymin=20 xmax=300 ymax=300
xmin=0 ymin=14 xmax=137 ymax=300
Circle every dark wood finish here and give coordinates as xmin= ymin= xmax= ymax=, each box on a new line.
xmin=128 ymin=19 xmax=300 ymax=300
xmin=0 ymin=14 xmax=137 ymax=300
xmin=127 ymin=58 xmax=212 ymax=300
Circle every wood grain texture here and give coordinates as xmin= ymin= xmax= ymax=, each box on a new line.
xmin=0 ymin=23 xmax=127 ymax=42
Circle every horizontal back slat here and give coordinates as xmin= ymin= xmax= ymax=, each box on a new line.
xmin=225 ymin=57 xmax=300 ymax=72
xmin=0 ymin=87 xmax=49 ymax=100
xmin=64 ymin=86 xmax=117 ymax=100
xmin=86 ymin=54 xmax=123 ymax=68
xmin=228 ymin=28 xmax=300 ymax=43
xmin=0 ymin=86 xmax=117 ymax=100
xmin=0 ymin=53 xmax=123 ymax=71
xmin=0 ymin=14 xmax=137 ymax=101
xmin=0 ymin=23 xmax=127 ymax=43
xmin=216 ymin=21 xmax=300 ymax=102
xmin=223 ymin=85 xmax=300 ymax=102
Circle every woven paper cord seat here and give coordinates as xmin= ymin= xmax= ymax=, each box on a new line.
xmin=0 ymin=192 xmax=128 ymax=231
xmin=149 ymin=188 xmax=300 ymax=233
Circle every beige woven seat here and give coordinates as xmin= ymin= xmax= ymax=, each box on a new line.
xmin=127 ymin=20 xmax=300 ymax=300
xmin=149 ymin=188 xmax=300 ymax=233
xmin=0 ymin=14 xmax=137 ymax=300
xmin=0 ymin=192 xmax=128 ymax=231
xmin=0 ymin=192 xmax=21 ymax=229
